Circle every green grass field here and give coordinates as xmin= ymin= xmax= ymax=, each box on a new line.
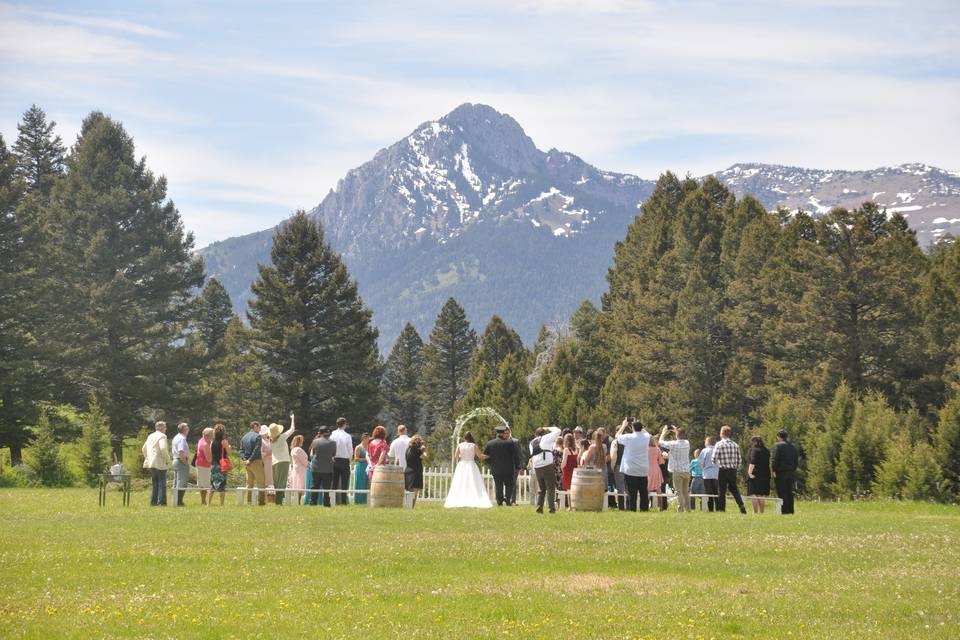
xmin=0 ymin=490 xmax=958 ymax=639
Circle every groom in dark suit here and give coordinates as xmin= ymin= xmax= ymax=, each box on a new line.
xmin=484 ymin=425 xmax=521 ymax=506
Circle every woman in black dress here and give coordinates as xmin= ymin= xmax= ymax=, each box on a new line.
xmin=404 ymin=435 xmax=427 ymax=508
xmin=747 ymin=435 xmax=771 ymax=514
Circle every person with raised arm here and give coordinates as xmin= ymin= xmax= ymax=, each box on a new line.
xmin=659 ymin=424 xmax=692 ymax=512
xmin=615 ymin=419 xmax=651 ymax=512
xmin=268 ymin=416 xmax=296 ymax=505
xmin=530 ymin=425 xmax=562 ymax=514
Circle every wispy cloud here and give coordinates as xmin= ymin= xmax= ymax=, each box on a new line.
xmin=22 ymin=7 xmax=178 ymax=39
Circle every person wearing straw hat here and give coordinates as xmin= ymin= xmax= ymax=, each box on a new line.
xmin=268 ymin=417 xmax=296 ymax=505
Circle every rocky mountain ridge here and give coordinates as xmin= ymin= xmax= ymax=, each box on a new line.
xmin=199 ymin=104 xmax=960 ymax=348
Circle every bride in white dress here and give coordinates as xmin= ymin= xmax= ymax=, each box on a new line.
xmin=444 ymin=432 xmax=493 ymax=508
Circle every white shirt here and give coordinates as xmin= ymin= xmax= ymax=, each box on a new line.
xmin=171 ymin=433 xmax=189 ymax=464
xmin=530 ymin=427 xmax=561 ymax=469
xmin=389 ymin=434 xmax=410 ymax=469
xmin=617 ymin=430 xmax=650 ymax=476
xmin=330 ymin=428 xmax=353 ymax=460
xmin=142 ymin=431 xmax=171 ymax=470
xmin=270 ymin=424 xmax=296 ymax=463
xmin=659 ymin=439 xmax=691 ymax=473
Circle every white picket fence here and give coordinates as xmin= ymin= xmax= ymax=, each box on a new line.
xmin=421 ymin=466 xmax=535 ymax=503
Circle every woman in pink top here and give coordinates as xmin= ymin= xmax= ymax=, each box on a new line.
xmin=259 ymin=424 xmax=274 ymax=501
xmin=288 ymin=434 xmax=308 ymax=504
xmin=196 ymin=427 xmax=214 ymax=506
xmin=648 ymin=436 xmax=665 ymax=511
xmin=366 ymin=425 xmax=390 ymax=481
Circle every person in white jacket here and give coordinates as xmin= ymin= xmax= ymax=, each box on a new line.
xmin=142 ymin=421 xmax=172 ymax=506
xmin=530 ymin=426 xmax=561 ymax=514
xmin=268 ymin=417 xmax=296 ymax=505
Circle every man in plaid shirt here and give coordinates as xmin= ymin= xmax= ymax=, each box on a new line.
xmin=713 ymin=425 xmax=747 ymax=514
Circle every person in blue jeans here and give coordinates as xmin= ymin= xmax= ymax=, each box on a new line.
xmin=698 ymin=436 xmax=720 ymax=512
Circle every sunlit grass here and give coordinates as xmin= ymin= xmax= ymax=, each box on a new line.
xmin=0 ymin=490 xmax=957 ymax=639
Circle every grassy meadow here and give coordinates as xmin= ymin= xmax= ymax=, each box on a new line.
xmin=0 ymin=489 xmax=958 ymax=639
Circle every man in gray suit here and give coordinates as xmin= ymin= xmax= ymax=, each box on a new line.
xmin=309 ymin=426 xmax=337 ymax=507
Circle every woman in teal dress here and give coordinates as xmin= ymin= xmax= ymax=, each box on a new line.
xmin=353 ymin=432 xmax=370 ymax=505
xmin=303 ymin=449 xmax=313 ymax=505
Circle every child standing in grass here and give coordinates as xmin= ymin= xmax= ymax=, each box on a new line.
xmin=689 ymin=448 xmax=704 ymax=511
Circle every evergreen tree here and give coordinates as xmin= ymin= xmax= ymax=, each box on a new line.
xmin=489 ymin=352 xmax=534 ymax=438
xmin=569 ymin=300 xmax=612 ymax=411
xmin=593 ymin=364 xmax=638 ymax=426
xmin=77 ymin=398 xmax=112 ymax=485
xmin=903 ymin=441 xmax=944 ymax=501
xmin=719 ymin=208 xmax=782 ymax=424
xmin=194 ymin=278 xmax=233 ymax=357
xmin=919 ymin=239 xmax=960 ymax=412
xmin=420 ymin=298 xmax=477 ymax=429
xmin=834 ymin=392 xmax=896 ymax=497
xmin=0 ymin=132 xmax=38 ymax=465
xmin=755 ymin=392 xmax=817 ymax=484
xmin=24 ymin=410 xmax=71 ymax=486
xmin=42 ymin=112 xmax=204 ymax=457
xmin=210 ymin=316 xmax=280 ymax=443
xmin=248 ymin=211 xmax=381 ymax=432
xmin=811 ymin=205 xmax=927 ymax=404
xmin=601 ymin=175 xmax=731 ymax=428
xmin=458 ymin=315 xmax=528 ymax=431
xmin=530 ymin=340 xmax=588 ymax=428
xmin=872 ymin=433 xmax=911 ymax=499
xmin=473 ymin=315 xmax=525 ymax=374
xmin=806 ymin=382 xmax=856 ymax=497
xmin=934 ymin=395 xmax=960 ymax=498
xmin=12 ymin=105 xmax=65 ymax=197
xmin=381 ymin=322 xmax=426 ymax=431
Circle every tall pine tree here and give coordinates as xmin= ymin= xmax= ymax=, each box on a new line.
xmin=210 ymin=316 xmax=280 ymax=443
xmin=472 ymin=315 xmax=525 ymax=374
xmin=42 ymin=112 xmax=204 ymax=456
xmin=249 ymin=211 xmax=381 ymax=432
xmin=12 ymin=105 xmax=65 ymax=198
xmin=194 ymin=278 xmax=234 ymax=358
xmin=0 ymin=132 xmax=36 ymax=464
xmin=420 ymin=297 xmax=477 ymax=431
xmin=381 ymin=322 xmax=425 ymax=431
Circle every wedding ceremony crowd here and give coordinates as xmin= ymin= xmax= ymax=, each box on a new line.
xmin=140 ymin=416 xmax=799 ymax=515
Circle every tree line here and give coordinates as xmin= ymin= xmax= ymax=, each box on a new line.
xmin=2 ymin=107 xmax=959 ymax=500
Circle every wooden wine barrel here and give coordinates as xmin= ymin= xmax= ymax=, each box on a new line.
xmin=369 ymin=465 xmax=405 ymax=508
xmin=570 ymin=467 xmax=605 ymax=512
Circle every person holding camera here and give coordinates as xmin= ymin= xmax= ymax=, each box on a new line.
xmin=530 ymin=426 xmax=561 ymax=514
xmin=615 ymin=418 xmax=650 ymax=512
xmin=659 ymin=424 xmax=692 ymax=512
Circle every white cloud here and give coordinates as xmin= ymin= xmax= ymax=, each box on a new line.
xmin=22 ymin=7 xmax=178 ymax=39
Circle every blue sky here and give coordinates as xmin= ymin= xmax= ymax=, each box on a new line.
xmin=1 ymin=0 xmax=958 ymax=246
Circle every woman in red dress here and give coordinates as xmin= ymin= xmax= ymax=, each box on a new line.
xmin=366 ymin=425 xmax=390 ymax=481
xmin=560 ymin=433 xmax=579 ymax=508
